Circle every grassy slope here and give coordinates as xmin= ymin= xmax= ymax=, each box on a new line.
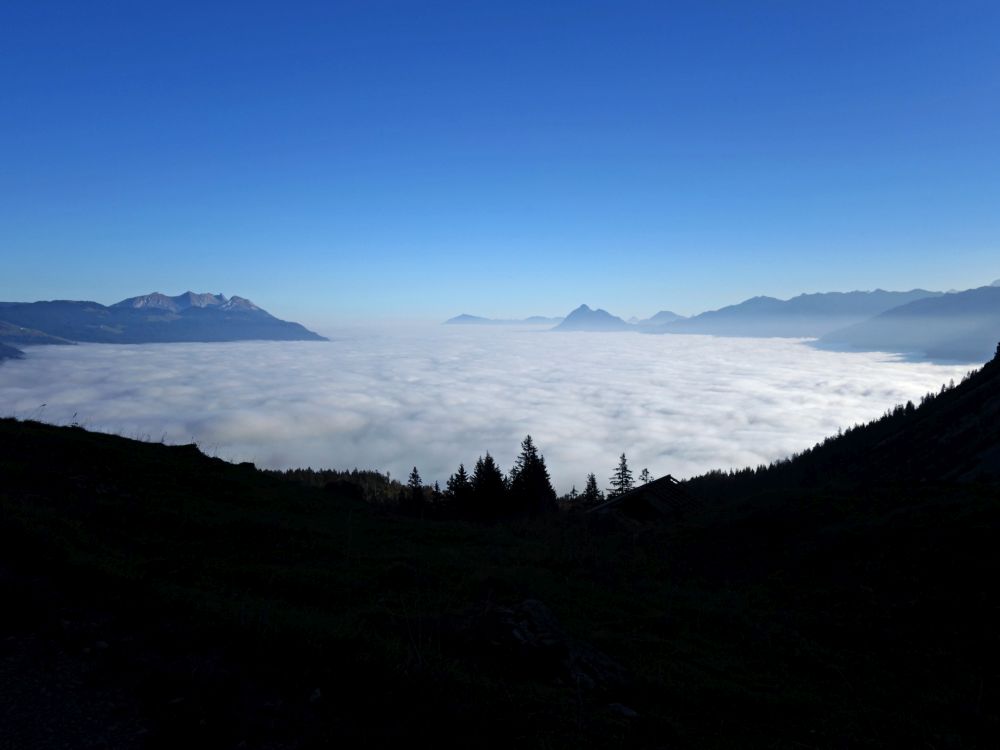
xmin=1 ymin=418 xmax=998 ymax=748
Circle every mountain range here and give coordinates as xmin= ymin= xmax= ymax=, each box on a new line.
xmin=0 ymin=291 xmax=326 ymax=360
xmin=820 ymin=285 xmax=1000 ymax=362
xmin=445 ymin=313 xmax=564 ymax=326
xmin=636 ymin=310 xmax=686 ymax=327
xmin=662 ymin=289 xmax=941 ymax=337
xmin=553 ymin=304 xmax=633 ymax=331
xmin=452 ymin=283 xmax=1000 ymax=362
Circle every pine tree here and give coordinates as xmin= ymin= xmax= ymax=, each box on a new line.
xmin=639 ymin=468 xmax=653 ymax=485
xmin=508 ymin=435 xmax=557 ymax=514
xmin=581 ymin=473 xmax=604 ymax=507
xmin=608 ymin=453 xmax=634 ymax=498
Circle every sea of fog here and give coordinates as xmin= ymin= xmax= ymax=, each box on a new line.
xmin=0 ymin=326 xmax=975 ymax=492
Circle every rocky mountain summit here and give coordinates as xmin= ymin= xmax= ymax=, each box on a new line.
xmin=0 ymin=292 xmax=326 ymax=355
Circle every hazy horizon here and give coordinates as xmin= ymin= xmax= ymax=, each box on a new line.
xmin=5 ymin=279 xmax=1000 ymax=335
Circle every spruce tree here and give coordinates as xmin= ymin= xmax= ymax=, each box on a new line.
xmin=608 ymin=453 xmax=634 ymax=498
xmin=471 ymin=453 xmax=507 ymax=519
xmin=581 ymin=473 xmax=604 ymax=507
xmin=639 ymin=468 xmax=653 ymax=485
xmin=404 ymin=466 xmax=424 ymax=513
xmin=408 ymin=466 xmax=422 ymax=490
xmin=445 ymin=463 xmax=473 ymax=513
xmin=508 ymin=435 xmax=557 ymax=514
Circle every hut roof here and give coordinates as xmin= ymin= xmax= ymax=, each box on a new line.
xmin=587 ymin=474 xmax=698 ymax=519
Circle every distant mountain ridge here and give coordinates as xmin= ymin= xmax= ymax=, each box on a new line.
xmin=445 ymin=313 xmax=563 ymax=326
xmin=0 ymin=292 xmax=326 ymax=349
xmin=636 ymin=310 xmax=686 ymax=328
xmin=449 ymin=284 xmax=1000 ymax=361
xmin=820 ymin=286 xmax=1000 ymax=362
xmin=454 ymin=289 xmax=944 ymax=339
xmin=662 ymin=289 xmax=941 ymax=338
xmin=553 ymin=304 xmax=632 ymax=331
xmin=113 ymin=291 xmax=263 ymax=313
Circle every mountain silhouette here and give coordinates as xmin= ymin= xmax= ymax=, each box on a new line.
xmin=635 ymin=310 xmax=686 ymax=328
xmin=662 ymin=289 xmax=941 ymax=338
xmin=0 ymin=292 xmax=327 ymax=344
xmin=444 ymin=313 xmax=563 ymax=326
xmin=553 ymin=304 xmax=632 ymax=331
xmin=820 ymin=285 xmax=1000 ymax=362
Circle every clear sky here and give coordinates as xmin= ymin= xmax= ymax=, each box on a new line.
xmin=2 ymin=1 xmax=998 ymax=327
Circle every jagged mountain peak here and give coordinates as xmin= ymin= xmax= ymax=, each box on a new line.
xmin=113 ymin=291 xmax=229 ymax=312
xmin=177 ymin=291 xmax=227 ymax=308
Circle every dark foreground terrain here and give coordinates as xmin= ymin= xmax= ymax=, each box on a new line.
xmin=2 ymin=356 xmax=999 ymax=748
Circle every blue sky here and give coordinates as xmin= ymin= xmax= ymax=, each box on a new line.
xmin=2 ymin=1 xmax=998 ymax=326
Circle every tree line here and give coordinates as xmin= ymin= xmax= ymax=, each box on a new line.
xmin=274 ymin=436 xmax=656 ymax=520
xmin=404 ymin=437 xmax=654 ymax=520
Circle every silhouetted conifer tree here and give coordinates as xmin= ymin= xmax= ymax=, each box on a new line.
xmin=472 ymin=452 xmax=507 ymax=519
xmin=639 ymin=468 xmax=653 ymax=485
xmin=608 ymin=453 xmax=634 ymax=498
xmin=403 ymin=466 xmax=424 ymax=512
xmin=508 ymin=435 xmax=557 ymax=514
xmin=581 ymin=473 xmax=604 ymax=507
xmin=446 ymin=463 xmax=474 ymax=513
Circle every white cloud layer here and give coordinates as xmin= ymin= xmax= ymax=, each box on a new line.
xmin=0 ymin=327 xmax=975 ymax=492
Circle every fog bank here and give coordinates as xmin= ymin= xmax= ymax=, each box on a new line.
xmin=0 ymin=327 xmax=974 ymax=492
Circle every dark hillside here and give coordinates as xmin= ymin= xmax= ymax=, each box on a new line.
xmin=1 ymin=405 xmax=998 ymax=746
xmin=689 ymin=342 xmax=1000 ymax=501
